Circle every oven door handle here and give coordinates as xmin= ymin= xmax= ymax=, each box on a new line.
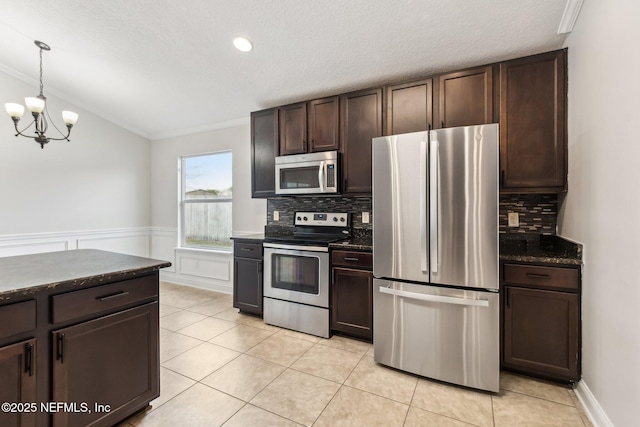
xmin=263 ymin=243 xmax=329 ymax=252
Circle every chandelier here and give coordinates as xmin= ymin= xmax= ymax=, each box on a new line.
xmin=5 ymin=41 xmax=79 ymax=149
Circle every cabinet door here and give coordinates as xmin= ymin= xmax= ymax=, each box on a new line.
xmin=279 ymin=102 xmax=307 ymax=155
xmin=0 ymin=339 xmax=36 ymax=427
xmin=233 ymin=257 xmax=263 ymax=315
xmin=251 ymin=108 xmax=279 ymax=198
xmin=340 ymin=88 xmax=383 ymax=195
xmin=503 ymin=286 xmax=579 ymax=381
xmin=438 ymin=65 xmax=493 ymax=128
xmin=52 ymin=303 xmax=159 ymax=427
xmin=385 ymin=79 xmax=433 ymax=135
xmin=308 ymin=96 xmax=340 ymax=152
xmin=500 ymin=50 xmax=567 ymax=192
xmin=331 ymin=267 xmax=373 ymax=340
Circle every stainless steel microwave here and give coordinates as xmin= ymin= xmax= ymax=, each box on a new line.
xmin=275 ymin=151 xmax=339 ymax=195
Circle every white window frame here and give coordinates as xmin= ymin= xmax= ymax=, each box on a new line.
xmin=178 ymin=150 xmax=233 ymax=251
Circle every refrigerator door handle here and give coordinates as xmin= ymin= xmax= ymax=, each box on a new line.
xmin=318 ymin=161 xmax=325 ymax=192
xmin=379 ymin=285 xmax=489 ymax=307
xmin=420 ymin=140 xmax=428 ymax=273
xmin=429 ymin=136 xmax=439 ymax=274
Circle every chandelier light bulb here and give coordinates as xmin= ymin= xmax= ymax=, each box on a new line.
xmin=62 ymin=111 xmax=79 ymax=126
xmin=25 ymin=97 xmax=45 ymax=114
xmin=5 ymin=103 xmax=25 ymax=119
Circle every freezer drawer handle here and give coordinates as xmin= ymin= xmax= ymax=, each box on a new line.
xmin=379 ymin=286 xmax=489 ymax=307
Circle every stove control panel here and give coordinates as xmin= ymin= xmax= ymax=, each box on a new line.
xmin=294 ymin=212 xmax=349 ymax=227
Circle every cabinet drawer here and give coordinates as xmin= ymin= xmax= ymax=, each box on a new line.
xmin=51 ymin=275 xmax=157 ymax=324
xmin=0 ymin=300 xmax=36 ymax=339
xmin=332 ymin=250 xmax=373 ymax=270
xmin=234 ymin=241 xmax=263 ymax=259
xmin=503 ymin=264 xmax=579 ymax=291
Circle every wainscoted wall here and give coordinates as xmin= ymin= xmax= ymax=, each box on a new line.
xmin=0 ymin=228 xmax=152 ymax=258
xmin=499 ymin=194 xmax=557 ymax=234
xmin=150 ymin=227 xmax=233 ymax=294
xmin=267 ymin=196 xmax=372 ymax=230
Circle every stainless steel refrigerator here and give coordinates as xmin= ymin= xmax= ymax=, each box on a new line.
xmin=372 ymin=124 xmax=499 ymax=392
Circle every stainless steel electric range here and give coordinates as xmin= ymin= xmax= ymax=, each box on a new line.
xmin=262 ymin=212 xmax=350 ymax=338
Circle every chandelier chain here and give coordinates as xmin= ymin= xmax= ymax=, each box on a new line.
xmin=39 ymin=47 xmax=44 ymax=97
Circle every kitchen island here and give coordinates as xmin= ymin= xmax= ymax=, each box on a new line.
xmin=0 ymin=249 xmax=170 ymax=427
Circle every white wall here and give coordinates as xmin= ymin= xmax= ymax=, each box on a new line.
xmin=559 ymin=1 xmax=640 ymax=426
xmin=0 ymin=69 xmax=152 ymax=257
xmin=150 ymin=124 xmax=266 ymax=292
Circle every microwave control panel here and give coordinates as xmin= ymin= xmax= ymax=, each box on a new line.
xmin=294 ymin=212 xmax=349 ymax=227
xmin=326 ymin=164 xmax=335 ymax=188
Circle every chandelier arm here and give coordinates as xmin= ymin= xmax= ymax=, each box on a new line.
xmin=12 ymin=122 xmax=40 ymax=140
xmin=44 ymin=105 xmax=70 ymax=140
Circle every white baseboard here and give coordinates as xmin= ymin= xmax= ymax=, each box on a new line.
xmin=574 ymin=380 xmax=614 ymax=427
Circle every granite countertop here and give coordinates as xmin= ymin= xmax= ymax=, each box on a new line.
xmin=0 ymin=249 xmax=171 ymax=301
xmin=499 ymin=234 xmax=582 ymax=265
xmin=329 ymin=235 xmax=372 ymax=251
xmin=230 ymin=232 xmax=265 ymax=241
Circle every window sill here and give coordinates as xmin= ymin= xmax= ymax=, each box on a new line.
xmin=175 ymin=246 xmax=232 ymax=255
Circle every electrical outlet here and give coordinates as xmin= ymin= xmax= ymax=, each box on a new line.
xmin=362 ymin=211 xmax=370 ymax=224
xmin=273 ymin=211 xmax=279 ymax=221
xmin=507 ymin=212 xmax=519 ymax=227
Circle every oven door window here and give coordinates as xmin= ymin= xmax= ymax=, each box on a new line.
xmin=272 ymin=254 xmax=319 ymax=294
xmin=280 ymin=166 xmax=320 ymax=190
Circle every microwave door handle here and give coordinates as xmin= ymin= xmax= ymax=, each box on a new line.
xmin=318 ymin=161 xmax=325 ymax=192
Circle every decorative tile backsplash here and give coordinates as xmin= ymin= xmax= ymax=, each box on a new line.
xmin=267 ymin=194 xmax=556 ymax=235
xmin=267 ymin=196 xmax=373 ymax=230
xmin=499 ymin=194 xmax=557 ymax=235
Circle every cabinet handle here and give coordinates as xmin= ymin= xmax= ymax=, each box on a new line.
xmin=25 ymin=343 xmax=34 ymax=376
xmin=428 ymin=123 xmax=432 ymax=131
xmin=240 ymin=248 xmax=253 ymax=252
xmin=506 ymin=288 xmax=510 ymax=308
xmin=303 ymin=140 xmax=307 ymax=150
xmin=257 ymin=261 xmax=263 ymax=275
xmin=343 ymin=257 xmax=359 ymax=262
xmin=501 ymin=170 xmax=505 ymax=186
xmin=441 ymin=121 xmax=445 ymax=129
xmin=57 ymin=333 xmax=65 ymax=363
xmin=526 ymin=273 xmax=551 ymax=279
xmin=97 ymin=291 xmax=130 ymax=301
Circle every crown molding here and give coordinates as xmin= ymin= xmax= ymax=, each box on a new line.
xmin=557 ymin=0 xmax=584 ymax=34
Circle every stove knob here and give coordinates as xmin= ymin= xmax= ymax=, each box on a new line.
xmin=333 ymin=217 xmax=338 ymax=222
xmin=340 ymin=217 xmax=346 ymax=222
xmin=303 ymin=216 xmax=308 ymax=221
xmin=296 ymin=216 xmax=302 ymax=221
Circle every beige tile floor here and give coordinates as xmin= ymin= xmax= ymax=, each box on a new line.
xmin=120 ymin=282 xmax=593 ymax=427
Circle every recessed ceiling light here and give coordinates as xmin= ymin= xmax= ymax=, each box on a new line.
xmin=233 ymin=37 xmax=253 ymax=52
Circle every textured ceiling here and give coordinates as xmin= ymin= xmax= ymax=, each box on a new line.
xmin=0 ymin=0 xmax=570 ymax=140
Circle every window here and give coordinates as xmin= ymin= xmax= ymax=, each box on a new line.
xmin=179 ymin=151 xmax=232 ymax=249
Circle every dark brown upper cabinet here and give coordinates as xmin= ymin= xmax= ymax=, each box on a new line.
xmin=437 ymin=65 xmax=494 ymax=129
xmin=384 ymin=79 xmax=433 ymax=135
xmin=279 ymin=98 xmax=340 ymax=155
xmin=279 ymin=102 xmax=307 ymax=155
xmin=308 ymin=96 xmax=340 ymax=152
xmin=499 ymin=49 xmax=567 ymax=193
xmin=250 ymin=108 xmax=279 ymax=198
xmin=340 ymin=88 xmax=383 ymax=195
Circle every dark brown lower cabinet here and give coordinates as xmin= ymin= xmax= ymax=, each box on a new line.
xmin=233 ymin=240 xmax=264 ymax=315
xmin=0 ymin=339 xmax=36 ymax=427
xmin=331 ymin=250 xmax=373 ymax=341
xmin=501 ymin=262 xmax=581 ymax=382
xmin=52 ymin=303 xmax=159 ymax=427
